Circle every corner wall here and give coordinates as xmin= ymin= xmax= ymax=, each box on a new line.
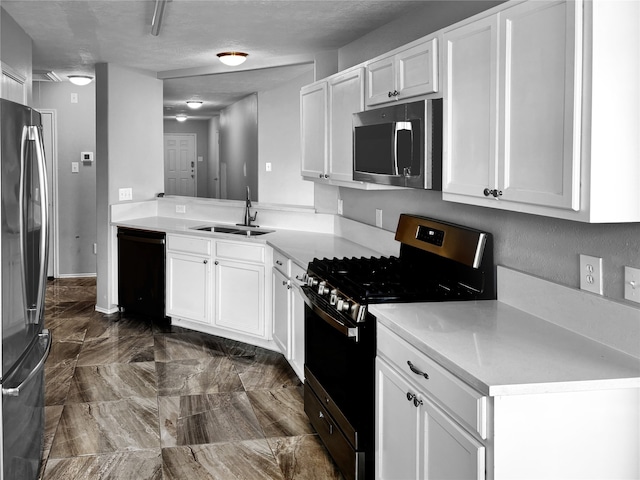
xmin=95 ymin=63 xmax=164 ymax=312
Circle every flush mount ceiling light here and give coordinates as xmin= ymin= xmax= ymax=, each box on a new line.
xmin=186 ymin=101 xmax=203 ymax=109
xmin=217 ymin=52 xmax=248 ymax=67
xmin=176 ymin=114 xmax=188 ymax=122
xmin=68 ymin=75 xmax=93 ymax=86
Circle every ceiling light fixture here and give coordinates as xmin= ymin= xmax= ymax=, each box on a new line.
xmin=151 ymin=0 xmax=168 ymax=36
xmin=186 ymin=101 xmax=203 ymax=109
xmin=176 ymin=114 xmax=188 ymax=122
xmin=217 ymin=52 xmax=248 ymax=67
xmin=68 ymin=75 xmax=93 ymax=86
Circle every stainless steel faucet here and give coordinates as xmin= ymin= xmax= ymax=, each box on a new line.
xmin=241 ymin=186 xmax=258 ymax=227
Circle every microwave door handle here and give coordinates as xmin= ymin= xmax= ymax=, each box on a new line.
xmin=395 ymin=122 xmax=413 ymax=177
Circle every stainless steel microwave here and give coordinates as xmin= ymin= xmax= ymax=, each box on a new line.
xmin=352 ymin=99 xmax=442 ymax=189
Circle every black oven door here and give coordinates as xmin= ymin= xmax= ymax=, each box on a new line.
xmin=301 ymin=286 xmax=375 ymax=480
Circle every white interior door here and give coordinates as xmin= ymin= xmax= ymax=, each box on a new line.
xmin=164 ymin=134 xmax=196 ymax=196
xmin=40 ymin=110 xmax=57 ymax=278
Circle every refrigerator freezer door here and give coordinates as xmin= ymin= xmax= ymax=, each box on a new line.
xmin=1 ymin=330 xmax=50 ymax=480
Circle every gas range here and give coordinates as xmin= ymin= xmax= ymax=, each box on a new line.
xmin=302 ymin=214 xmax=496 ymax=480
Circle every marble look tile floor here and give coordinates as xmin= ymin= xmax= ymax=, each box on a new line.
xmin=41 ymin=278 xmax=344 ymax=480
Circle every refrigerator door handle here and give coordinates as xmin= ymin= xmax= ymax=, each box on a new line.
xmin=2 ymin=330 xmax=52 ymax=397
xmin=30 ymin=125 xmax=50 ymax=323
xmin=19 ymin=125 xmax=50 ymax=324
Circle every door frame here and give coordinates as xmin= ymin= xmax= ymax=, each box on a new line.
xmin=164 ymin=133 xmax=197 ymax=196
xmin=39 ymin=109 xmax=59 ymax=278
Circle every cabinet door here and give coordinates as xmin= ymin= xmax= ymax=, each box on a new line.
xmin=443 ymin=15 xmax=499 ymax=198
xmin=498 ymin=0 xmax=580 ymax=210
xmin=376 ymin=358 xmax=421 ymax=480
xmin=272 ymin=268 xmax=291 ymax=356
xmin=166 ymin=251 xmax=211 ymax=324
xmin=215 ymin=260 xmax=266 ymax=338
xmin=397 ymin=38 xmax=439 ymax=99
xmin=300 ymin=82 xmax=328 ymax=179
xmin=290 ymin=283 xmax=305 ymax=380
xmin=366 ymin=55 xmax=396 ymax=106
xmin=421 ymin=397 xmax=485 ymax=480
xmin=328 ymin=68 xmax=364 ymax=182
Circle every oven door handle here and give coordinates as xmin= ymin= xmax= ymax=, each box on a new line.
xmin=301 ymin=287 xmax=359 ymax=342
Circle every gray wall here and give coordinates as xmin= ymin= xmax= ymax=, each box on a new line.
xmin=164 ymin=118 xmax=212 ymax=197
xmin=258 ymin=70 xmax=315 ymax=206
xmin=33 ymin=81 xmax=97 ymax=276
xmin=1 ymin=7 xmax=33 ymax=105
xmin=333 ymin=1 xmax=640 ymax=305
xmin=219 ymin=93 xmax=258 ymax=201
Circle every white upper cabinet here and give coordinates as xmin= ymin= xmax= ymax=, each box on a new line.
xmin=300 ymin=81 xmax=328 ymax=180
xmin=443 ymin=0 xmax=640 ymax=222
xmin=328 ymin=67 xmax=365 ymax=183
xmin=366 ymin=37 xmax=439 ymax=107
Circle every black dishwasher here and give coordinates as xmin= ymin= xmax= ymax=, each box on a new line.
xmin=117 ymin=227 xmax=166 ymax=319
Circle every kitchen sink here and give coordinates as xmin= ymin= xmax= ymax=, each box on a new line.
xmin=191 ymin=225 xmax=274 ymax=236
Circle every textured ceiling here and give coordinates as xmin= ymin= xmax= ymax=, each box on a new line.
xmin=3 ymin=0 xmax=425 ymax=116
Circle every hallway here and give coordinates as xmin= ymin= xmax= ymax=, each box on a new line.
xmin=41 ymin=278 xmax=343 ymax=479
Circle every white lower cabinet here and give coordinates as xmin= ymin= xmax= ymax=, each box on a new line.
xmin=166 ymin=234 xmax=271 ymax=344
xmin=214 ymin=258 xmax=265 ymax=338
xmin=376 ymin=358 xmax=484 ymax=480
xmin=271 ymin=249 xmax=306 ymax=380
xmin=165 ymin=235 xmax=212 ymax=325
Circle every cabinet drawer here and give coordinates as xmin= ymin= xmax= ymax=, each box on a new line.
xmin=377 ymin=323 xmax=487 ymax=439
xmin=167 ymin=234 xmax=211 ymax=255
xmin=273 ymin=250 xmax=290 ymax=276
xmin=216 ymin=240 xmax=265 ymax=264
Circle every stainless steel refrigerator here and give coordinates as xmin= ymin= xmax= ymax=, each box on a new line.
xmin=0 ymin=98 xmax=51 ymax=480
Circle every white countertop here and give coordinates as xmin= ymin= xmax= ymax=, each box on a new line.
xmin=372 ymin=300 xmax=640 ymax=397
xmin=113 ymin=216 xmax=383 ymax=269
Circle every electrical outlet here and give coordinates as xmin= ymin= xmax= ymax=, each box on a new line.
xmin=71 ymin=162 xmax=79 ymax=173
xmin=375 ymin=209 xmax=383 ymax=228
xmin=175 ymin=205 xmax=186 ymax=214
xmin=624 ymin=266 xmax=640 ymax=304
xmin=265 ymin=162 xmax=272 ymax=172
xmin=579 ymin=254 xmax=603 ymax=295
xmin=337 ymin=199 xmax=343 ymax=215
xmin=118 ymin=188 xmax=132 ymax=201
xmin=71 ymin=93 xmax=78 ymax=103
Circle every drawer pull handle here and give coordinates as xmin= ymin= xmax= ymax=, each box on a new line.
xmin=276 ymin=260 xmax=283 ymax=266
xmin=407 ymin=361 xmax=429 ymax=379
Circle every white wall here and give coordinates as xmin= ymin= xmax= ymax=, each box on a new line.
xmin=95 ymin=63 xmax=164 ymax=312
xmin=258 ymin=70 xmax=315 ymax=206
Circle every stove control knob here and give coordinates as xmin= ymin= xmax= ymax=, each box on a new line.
xmin=337 ymin=299 xmax=350 ymax=312
xmin=329 ymin=289 xmax=338 ymax=305
xmin=318 ymin=282 xmax=328 ymax=295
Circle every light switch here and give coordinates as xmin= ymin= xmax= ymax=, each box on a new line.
xmin=71 ymin=93 xmax=78 ymax=103
xmin=71 ymin=162 xmax=79 ymax=173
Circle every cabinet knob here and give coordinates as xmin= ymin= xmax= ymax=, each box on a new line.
xmin=492 ymin=189 xmax=503 ymax=198
xmin=203 ymin=260 xmax=208 ymax=264
xmin=483 ymin=188 xmax=503 ymax=198
xmin=324 ymin=174 xmax=330 ymax=179
xmin=483 ymin=188 xmax=491 ymax=197
xmin=388 ymin=90 xmax=399 ymax=98
xmin=406 ymin=392 xmax=416 ymax=402
xmin=413 ymin=397 xmax=423 ymax=408
xmin=319 ymin=174 xmax=323 ymax=179
xmin=214 ymin=260 xmax=219 ymax=265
